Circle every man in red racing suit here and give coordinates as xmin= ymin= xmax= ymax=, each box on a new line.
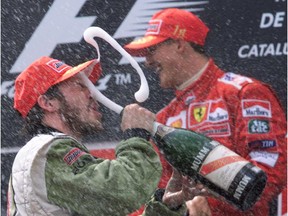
xmin=124 ymin=8 xmax=287 ymax=216
xmin=156 ymin=59 xmax=287 ymax=215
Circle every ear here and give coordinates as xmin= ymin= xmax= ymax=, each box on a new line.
xmin=175 ymin=39 xmax=186 ymax=53
xmin=37 ymin=95 xmax=59 ymax=113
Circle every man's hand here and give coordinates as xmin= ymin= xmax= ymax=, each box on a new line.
xmin=186 ymin=196 xmax=211 ymax=216
xmin=163 ymin=169 xmax=210 ymax=209
xmin=121 ymin=104 xmax=155 ymax=133
xmin=182 ymin=176 xmax=210 ymax=200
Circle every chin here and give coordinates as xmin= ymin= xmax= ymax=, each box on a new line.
xmin=88 ymin=119 xmax=103 ymax=130
xmin=85 ymin=122 xmax=104 ymax=133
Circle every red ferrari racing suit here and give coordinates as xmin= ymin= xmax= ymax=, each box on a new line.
xmin=156 ymin=59 xmax=287 ymax=216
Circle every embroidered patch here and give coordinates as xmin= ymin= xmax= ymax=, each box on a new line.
xmin=248 ymin=140 xmax=277 ymax=150
xmin=166 ymin=110 xmax=187 ymax=129
xmin=208 ymin=106 xmax=229 ymax=123
xmin=248 ymin=119 xmax=270 ymax=134
xmin=147 ymin=19 xmax=162 ymax=35
xmin=184 ymin=95 xmax=196 ymax=105
xmin=196 ymin=123 xmax=231 ymax=137
xmin=46 ymin=59 xmax=70 ymax=73
xmin=188 ymin=99 xmax=229 ymax=127
xmin=64 ymin=148 xmax=86 ymax=166
xmin=188 ymin=102 xmax=209 ymax=126
xmin=242 ymin=99 xmax=271 ymax=118
xmin=194 ymin=106 xmax=207 ymax=123
xmin=218 ymin=72 xmax=253 ymax=89
xmin=249 ymin=151 xmax=279 ymax=167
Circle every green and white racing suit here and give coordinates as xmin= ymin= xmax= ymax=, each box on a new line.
xmin=7 ymin=130 xmax=162 ymax=216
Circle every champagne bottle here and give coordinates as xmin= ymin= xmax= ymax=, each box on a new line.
xmin=152 ymin=122 xmax=267 ymax=211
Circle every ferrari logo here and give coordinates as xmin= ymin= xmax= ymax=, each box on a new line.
xmin=194 ymin=107 xmax=207 ymax=122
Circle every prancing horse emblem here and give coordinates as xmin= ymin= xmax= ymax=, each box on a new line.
xmin=194 ymin=107 xmax=207 ymax=122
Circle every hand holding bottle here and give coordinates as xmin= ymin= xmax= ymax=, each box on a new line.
xmin=182 ymin=176 xmax=209 ymax=199
xmin=185 ymin=196 xmax=212 ymax=216
xmin=121 ymin=104 xmax=155 ymax=133
xmin=153 ymin=123 xmax=267 ymax=211
xmin=163 ymin=168 xmax=209 ymax=208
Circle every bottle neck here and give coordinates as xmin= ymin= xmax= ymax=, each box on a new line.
xmin=152 ymin=122 xmax=162 ymax=136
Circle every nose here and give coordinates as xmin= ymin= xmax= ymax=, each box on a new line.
xmin=84 ymin=86 xmax=92 ymax=99
xmin=88 ymin=91 xmax=99 ymax=107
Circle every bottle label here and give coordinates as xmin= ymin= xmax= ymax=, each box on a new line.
xmin=191 ymin=141 xmax=218 ymax=172
xmin=199 ymin=144 xmax=249 ymax=190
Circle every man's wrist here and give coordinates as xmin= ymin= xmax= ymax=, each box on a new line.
xmin=122 ymin=128 xmax=151 ymax=140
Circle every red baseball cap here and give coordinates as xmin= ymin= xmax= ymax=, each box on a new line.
xmin=14 ymin=56 xmax=102 ymax=117
xmin=124 ymin=8 xmax=209 ymax=56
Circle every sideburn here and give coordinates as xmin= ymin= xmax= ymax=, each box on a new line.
xmin=58 ymin=97 xmax=100 ymax=136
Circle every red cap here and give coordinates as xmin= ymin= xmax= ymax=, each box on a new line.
xmin=124 ymin=8 xmax=209 ymax=56
xmin=14 ymin=56 xmax=102 ymax=117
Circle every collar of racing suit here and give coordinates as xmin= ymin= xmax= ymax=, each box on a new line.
xmin=35 ymin=125 xmax=62 ymax=135
xmin=174 ymin=58 xmax=224 ymax=99
xmin=176 ymin=61 xmax=209 ymax=90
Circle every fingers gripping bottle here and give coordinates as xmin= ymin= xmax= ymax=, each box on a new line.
xmin=152 ymin=122 xmax=267 ymax=211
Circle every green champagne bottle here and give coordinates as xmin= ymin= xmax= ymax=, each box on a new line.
xmin=152 ymin=122 xmax=267 ymax=211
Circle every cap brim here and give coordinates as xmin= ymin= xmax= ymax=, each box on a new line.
xmin=124 ymin=35 xmax=168 ymax=57
xmin=55 ymin=60 xmax=102 ymax=84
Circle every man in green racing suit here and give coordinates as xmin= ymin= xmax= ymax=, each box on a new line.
xmin=7 ymin=56 xmax=162 ymax=216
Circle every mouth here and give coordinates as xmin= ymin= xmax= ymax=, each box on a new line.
xmin=88 ymin=101 xmax=101 ymax=116
xmin=89 ymin=105 xmax=98 ymax=111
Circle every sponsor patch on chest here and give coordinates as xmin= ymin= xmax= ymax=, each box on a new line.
xmin=196 ymin=123 xmax=231 ymax=137
xmin=166 ymin=99 xmax=231 ymax=137
xmin=166 ymin=110 xmax=187 ymax=128
xmin=188 ymin=99 xmax=229 ymax=127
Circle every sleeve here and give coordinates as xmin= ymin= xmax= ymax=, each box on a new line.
xmin=45 ymin=137 xmax=162 ymax=216
xmin=209 ymin=82 xmax=287 ymax=215
xmin=234 ymin=82 xmax=287 ymax=206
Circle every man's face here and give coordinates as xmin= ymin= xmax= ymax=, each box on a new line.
xmin=57 ymin=76 xmax=103 ymax=135
xmin=145 ymin=39 xmax=181 ymax=89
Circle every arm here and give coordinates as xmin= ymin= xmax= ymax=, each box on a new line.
xmin=234 ymin=83 xmax=287 ymax=210
xmin=45 ymin=136 xmax=161 ymax=215
xmin=163 ymin=168 xmax=209 ymax=209
xmin=45 ymin=104 xmax=162 ymax=215
xmin=208 ymin=82 xmax=287 ymax=215
xmin=162 ymin=168 xmax=185 ymax=208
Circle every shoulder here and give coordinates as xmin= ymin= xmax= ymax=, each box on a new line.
xmin=47 ymin=134 xmax=89 ymax=157
xmin=217 ymin=72 xmax=255 ymax=90
xmin=17 ymin=133 xmax=85 ymax=159
xmin=216 ymin=72 xmax=270 ymax=96
xmin=16 ymin=134 xmax=60 ymax=157
xmin=27 ymin=133 xmax=78 ymax=148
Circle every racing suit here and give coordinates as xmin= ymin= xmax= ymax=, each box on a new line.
xmin=7 ymin=128 xmax=162 ymax=216
xmin=156 ymin=59 xmax=287 ymax=215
